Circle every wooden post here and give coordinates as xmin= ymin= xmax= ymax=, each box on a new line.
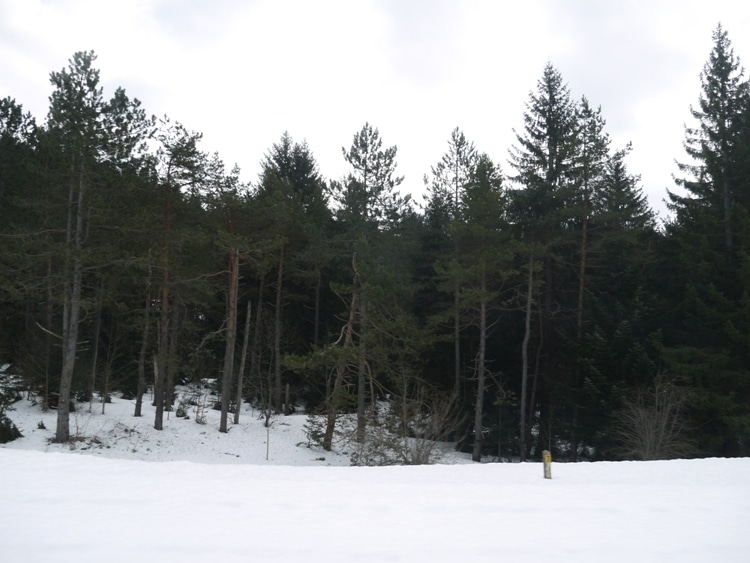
xmin=542 ymin=450 xmax=552 ymax=479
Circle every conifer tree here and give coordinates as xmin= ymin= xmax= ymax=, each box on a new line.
xmin=0 ymin=98 xmax=39 ymax=379
xmin=510 ymin=63 xmax=579 ymax=223
xmin=566 ymin=97 xmax=611 ymax=459
xmin=203 ymin=157 xmax=250 ymax=432
xmin=663 ymin=25 xmax=750 ymax=455
xmin=425 ymin=128 xmax=479 ymax=402
xmin=256 ymin=132 xmax=326 ymax=413
xmin=671 ymin=23 xmax=750 ymax=251
xmin=508 ymin=63 xmax=579 ymax=456
xmin=46 ymin=51 xmax=104 ymax=442
xmin=151 ymin=118 xmax=205 ymax=431
xmin=449 ymin=154 xmax=514 ymax=461
xmin=337 ymin=123 xmax=407 ymax=442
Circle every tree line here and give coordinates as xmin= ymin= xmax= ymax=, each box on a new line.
xmin=1 ymin=25 xmax=748 ymax=461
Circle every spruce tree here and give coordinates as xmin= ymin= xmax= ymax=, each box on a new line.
xmin=662 ymin=25 xmax=750 ymax=455
xmin=0 ymin=98 xmax=39 ymax=377
xmin=508 ymin=63 xmax=579 ymax=457
xmin=255 ymin=132 xmax=327 ymax=414
xmin=671 ymin=23 xmax=750 ymax=251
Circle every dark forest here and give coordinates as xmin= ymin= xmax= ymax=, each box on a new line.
xmin=1 ymin=25 xmax=748 ymax=461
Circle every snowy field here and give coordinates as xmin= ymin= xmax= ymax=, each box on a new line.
xmin=1 ymin=393 xmax=749 ymax=562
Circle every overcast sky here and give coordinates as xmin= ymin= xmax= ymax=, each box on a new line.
xmin=2 ymin=0 xmax=749 ymax=219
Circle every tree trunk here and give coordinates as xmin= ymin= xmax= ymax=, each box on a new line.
xmin=233 ymin=300 xmax=252 ymax=425
xmin=324 ymin=292 xmax=357 ymax=451
xmin=101 ymin=319 xmax=118 ymax=415
xmin=274 ymin=243 xmax=285 ymax=413
xmin=249 ymin=276 xmax=265 ymax=401
xmin=313 ymin=268 xmax=322 ymax=347
xmin=154 ymin=264 xmax=169 ymax=430
xmin=577 ymin=209 xmax=588 ymax=343
xmin=453 ymin=278 xmax=461 ymax=402
xmin=55 ymin=161 xmax=85 ymax=443
xmin=134 ymin=266 xmax=152 ymax=418
xmin=571 ymin=198 xmax=590 ymax=462
xmin=452 ymin=227 xmax=461 ymax=407
xmin=101 ymin=365 xmax=110 ymax=415
xmin=528 ymin=296 xmax=544 ymax=456
xmin=519 ymin=256 xmax=534 ymax=462
xmin=154 ymin=185 xmax=171 ymax=430
xmin=166 ymin=303 xmax=179 ymax=412
xmin=88 ymin=280 xmax=104 ymax=412
xmin=722 ymin=150 xmax=732 ymax=250
xmin=356 ymin=296 xmax=368 ymax=443
xmin=56 ymin=278 xmax=80 ymax=442
xmin=43 ymin=257 xmax=53 ymax=412
xmin=220 ymin=249 xmax=239 ymax=433
xmin=472 ymin=289 xmax=487 ymax=463
xmin=324 ymin=365 xmax=345 ymax=452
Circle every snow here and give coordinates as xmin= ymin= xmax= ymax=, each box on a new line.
xmin=0 ymin=389 xmax=356 ymax=466
xmin=1 ymin=394 xmax=749 ymax=562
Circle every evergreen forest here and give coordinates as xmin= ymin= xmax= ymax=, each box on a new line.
xmin=1 ymin=25 xmax=749 ymax=461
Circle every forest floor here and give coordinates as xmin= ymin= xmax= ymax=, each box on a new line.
xmin=0 ymin=387 xmax=472 ymax=466
xmin=1 ymin=391 xmax=749 ymax=562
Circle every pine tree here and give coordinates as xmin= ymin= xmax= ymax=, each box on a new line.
xmin=339 ymin=122 xmax=406 ymax=231
xmin=0 ymin=97 xmax=37 ymax=225
xmin=425 ymin=128 xmax=479 ymax=403
xmin=203 ymin=157 xmax=250 ymax=432
xmin=337 ymin=123 xmax=407 ymax=443
xmin=448 ymin=154 xmax=514 ymax=461
xmin=427 ymin=127 xmax=478 ymax=218
xmin=46 ymin=51 xmax=105 ymax=442
xmin=151 ymin=117 xmax=205 ymax=431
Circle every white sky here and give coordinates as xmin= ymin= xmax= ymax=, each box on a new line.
xmin=2 ymin=0 xmax=750 ymax=219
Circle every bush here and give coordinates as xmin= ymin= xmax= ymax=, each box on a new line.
xmin=175 ymin=401 xmax=189 ymax=418
xmin=0 ymin=364 xmax=23 ymax=409
xmin=175 ymin=383 xmax=211 ymax=424
xmin=0 ymin=413 xmax=22 ymax=443
xmin=301 ymin=411 xmax=326 ymax=448
xmin=0 ymin=364 xmax=23 ymax=443
xmin=612 ymin=372 xmax=696 ymax=460
xmin=346 ymin=393 xmax=461 ymax=466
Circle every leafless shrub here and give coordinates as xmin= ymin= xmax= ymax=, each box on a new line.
xmin=612 ymin=372 xmax=696 ymax=460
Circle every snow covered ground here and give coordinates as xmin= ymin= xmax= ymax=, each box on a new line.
xmin=0 ymin=389 xmax=357 ymax=466
xmin=1 ymin=393 xmax=749 ymax=562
